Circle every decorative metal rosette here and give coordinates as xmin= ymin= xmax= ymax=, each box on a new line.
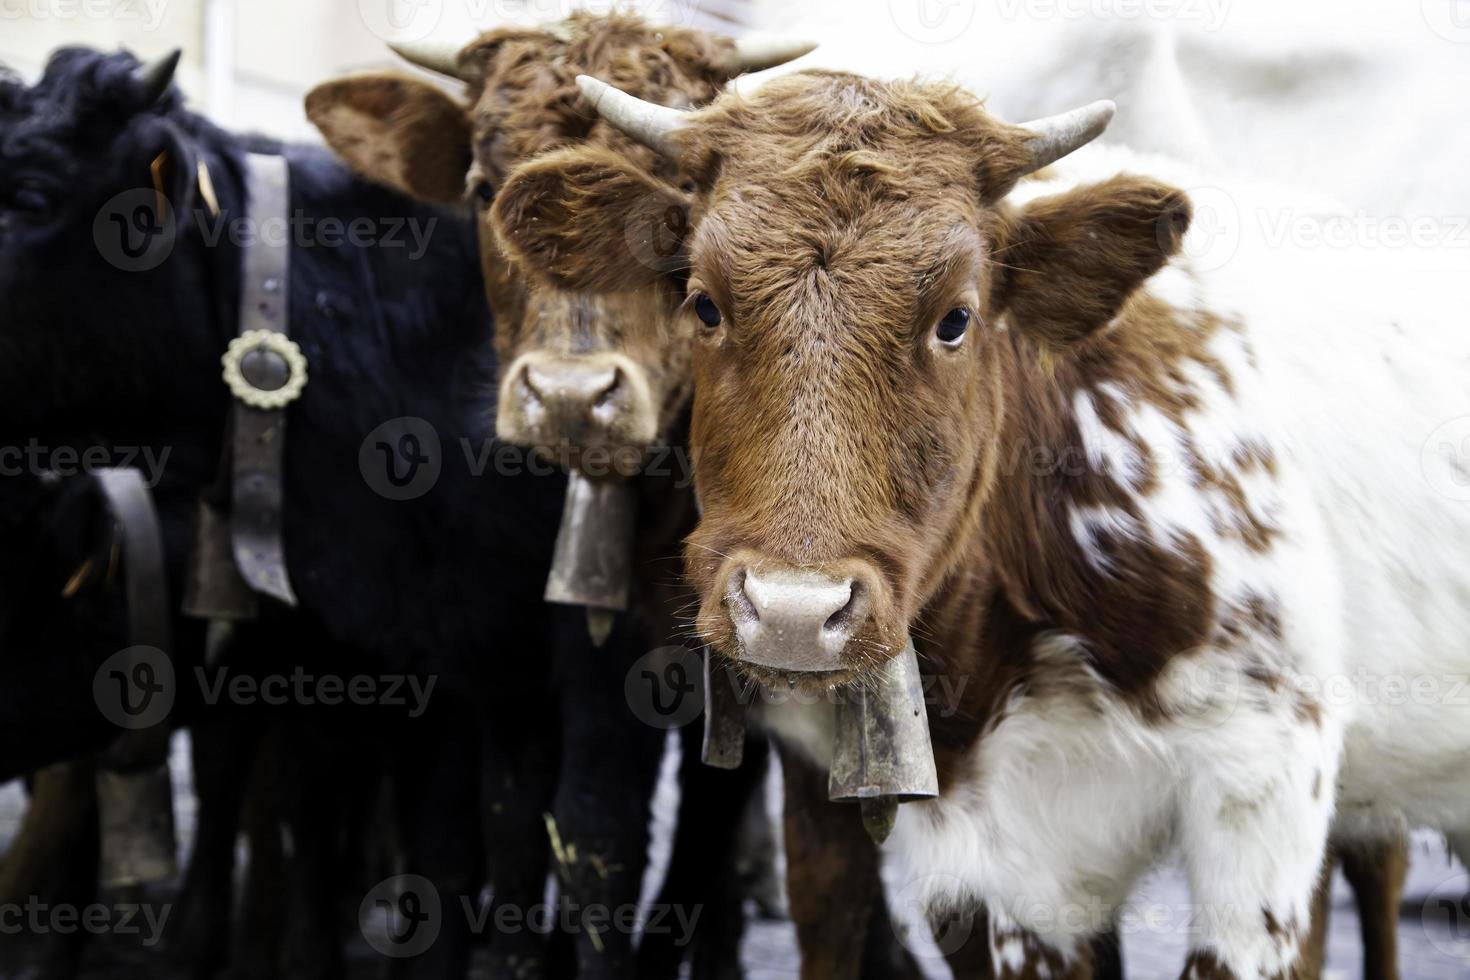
xmin=221 ymin=330 xmax=308 ymax=409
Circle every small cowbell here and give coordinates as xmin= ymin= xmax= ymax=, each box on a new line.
xmin=701 ymin=649 xmax=748 ymax=769
xmin=543 ymin=471 xmax=638 ymax=645
xmin=96 ymin=765 xmax=178 ymax=888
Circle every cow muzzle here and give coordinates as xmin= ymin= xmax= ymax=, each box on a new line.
xmin=719 ymin=559 xmax=889 ymax=674
xmin=497 ymin=351 xmax=658 ymax=471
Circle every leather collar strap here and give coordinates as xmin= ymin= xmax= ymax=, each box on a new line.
xmin=225 ymin=152 xmax=303 ymax=607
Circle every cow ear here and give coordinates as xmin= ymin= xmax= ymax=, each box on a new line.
xmin=992 ymin=176 xmax=1192 ymax=346
xmin=305 ymin=73 xmax=471 ymax=204
xmin=492 ymin=146 xmax=691 ymax=292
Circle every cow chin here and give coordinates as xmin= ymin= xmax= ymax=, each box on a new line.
xmin=696 ymin=549 xmax=905 ymax=691
xmin=496 ymin=350 xmax=658 ymax=478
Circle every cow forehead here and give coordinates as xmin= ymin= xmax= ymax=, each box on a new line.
xmin=694 ymin=199 xmax=985 ymax=317
xmin=465 ymin=16 xmax=727 ymax=180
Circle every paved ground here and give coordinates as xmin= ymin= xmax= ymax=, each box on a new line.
xmin=2 ymin=736 xmax=1467 ymax=979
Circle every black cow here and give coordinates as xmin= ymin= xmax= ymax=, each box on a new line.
xmin=0 ymin=48 xmax=714 ymax=979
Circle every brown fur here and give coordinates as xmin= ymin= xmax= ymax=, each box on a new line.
xmin=306 ymin=13 xmax=742 ymax=455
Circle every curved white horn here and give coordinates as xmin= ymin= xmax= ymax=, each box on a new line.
xmin=731 ymin=34 xmax=817 ymax=71
xmin=390 ymin=40 xmax=471 ymax=81
xmin=1019 ymin=99 xmax=1115 ymax=174
xmin=575 ymin=75 xmax=689 ymax=159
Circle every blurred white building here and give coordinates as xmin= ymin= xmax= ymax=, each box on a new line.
xmin=0 ymin=0 xmax=753 ymax=140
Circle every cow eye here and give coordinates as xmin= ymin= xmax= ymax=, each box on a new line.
xmin=472 ymin=180 xmax=495 ymax=206
xmin=693 ymin=293 xmax=722 ymax=327
xmin=936 ymin=307 xmax=970 ymax=345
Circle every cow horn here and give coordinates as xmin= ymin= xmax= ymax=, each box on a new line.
xmin=133 ymin=48 xmax=181 ymax=105
xmin=389 ymin=40 xmax=471 ymax=81
xmin=1018 ymin=99 xmax=1115 ymax=174
xmin=575 ymin=75 xmax=688 ymax=159
xmin=731 ymin=34 xmax=817 ymax=71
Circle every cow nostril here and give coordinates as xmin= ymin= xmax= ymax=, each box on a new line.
xmin=592 ymin=367 xmax=622 ymax=411
xmin=727 ymin=567 xmax=759 ymax=626
xmin=519 ymin=363 xmax=546 ymax=405
xmin=823 ymin=579 xmax=865 ymax=635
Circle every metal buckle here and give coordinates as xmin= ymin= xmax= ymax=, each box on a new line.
xmin=221 ymin=329 xmax=308 ymax=410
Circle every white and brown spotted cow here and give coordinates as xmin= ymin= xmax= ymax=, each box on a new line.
xmin=489 ymin=69 xmax=1470 ymax=979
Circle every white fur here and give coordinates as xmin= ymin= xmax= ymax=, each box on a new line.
xmin=885 ymin=152 xmax=1470 ymax=977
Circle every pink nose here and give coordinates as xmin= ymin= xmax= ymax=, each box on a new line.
xmin=521 ymin=359 xmax=623 ymax=431
xmin=727 ymin=566 xmax=870 ymax=672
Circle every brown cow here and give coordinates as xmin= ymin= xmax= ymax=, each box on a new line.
xmin=491 ymin=68 xmax=1464 ymax=979
xmin=307 ymin=13 xmax=858 ymax=980
xmin=306 ymin=12 xmax=809 ymax=472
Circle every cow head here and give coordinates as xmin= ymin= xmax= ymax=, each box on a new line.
xmin=496 ymin=71 xmax=1190 ymax=686
xmin=0 ymin=48 xmax=228 ymax=442
xmin=306 ymin=13 xmax=813 ymax=474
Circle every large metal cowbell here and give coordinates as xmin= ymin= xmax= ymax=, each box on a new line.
xmin=828 ymin=639 xmax=939 ymax=844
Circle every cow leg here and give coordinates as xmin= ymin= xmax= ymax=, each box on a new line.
xmin=170 ymin=716 xmax=264 ymax=979
xmin=1088 ymin=929 xmax=1123 ymax=980
xmin=276 ymin=715 xmax=356 ymax=980
xmin=987 ymin=915 xmax=1094 ymax=980
xmin=939 ymin=908 xmax=994 ymax=980
xmin=388 ymin=695 xmax=485 ymax=980
xmin=549 ymin=608 xmax=663 ymax=980
xmin=1298 ymin=852 xmax=1335 ymax=980
xmin=941 ymin=910 xmax=1115 ymax=980
xmin=228 ymin=737 xmax=289 ymax=980
xmin=0 ymin=762 xmax=98 ymax=980
xmin=637 ymin=726 xmax=764 ymax=980
xmin=480 ymin=691 xmax=559 ymax=980
xmin=1339 ymin=838 xmax=1407 ymax=980
xmin=1174 ymin=723 xmax=1333 ymax=980
xmin=778 ymin=744 xmax=882 ymax=980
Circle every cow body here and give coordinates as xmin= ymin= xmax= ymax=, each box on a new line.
xmin=766 ymin=148 xmax=1470 ymax=976
xmin=500 ymin=69 xmax=1470 ymax=977
xmin=0 ymin=48 xmax=672 ymax=978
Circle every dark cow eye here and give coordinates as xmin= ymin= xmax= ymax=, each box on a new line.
xmin=936 ymin=307 xmax=970 ymax=345
xmin=473 ymin=180 xmax=495 ymax=206
xmin=694 ymin=293 xmax=722 ymax=327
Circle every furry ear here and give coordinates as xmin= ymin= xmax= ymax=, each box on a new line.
xmin=305 ymin=73 xmax=471 ymax=203
xmin=993 ymin=176 xmax=1192 ymax=345
xmin=492 ymin=145 xmax=690 ymax=292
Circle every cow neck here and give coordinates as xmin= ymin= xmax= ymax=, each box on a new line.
xmin=918 ymin=292 xmax=1226 ymax=788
